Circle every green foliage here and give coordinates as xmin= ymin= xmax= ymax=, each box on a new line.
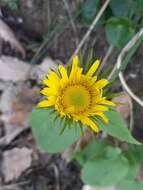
xmin=128 ymin=144 xmax=143 ymax=162
xmin=30 ymin=108 xmax=140 ymax=155
xmin=124 ymin=150 xmax=140 ymax=180
xmin=30 ymin=108 xmax=81 ymax=153
xmin=107 ymin=0 xmax=143 ymax=47
xmin=110 ymin=0 xmax=136 ymax=17
xmin=117 ymin=180 xmax=143 ymax=190
xmin=105 ymin=17 xmax=135 ymax=48
xmin=110 ymin=0 xmax=143 ymax=24
xmin=74 ymin=139 xmax=143 ymax=187
xmin=30 ymin=107 xmax=142 ymax=187
xmin=94 ymin=110 xmax=140 ymax=145
xmin=73 ymin=139 xmax=108 ymax=165
xmin=79 ymin=0 xmax=143 ymax=48
xmin=1 ymin=0 xmax=18 ymax=11
xmin=81 ymin=145 xmax=129 ymax=187
xmin=81 ymin=0 xmax=100 ymax=24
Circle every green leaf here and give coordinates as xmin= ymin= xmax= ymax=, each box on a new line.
xmin=117 ymin=180 xmax=143 ymax=190
xmin=81 ymin=154 xmax=129 ymax=186
xmin=81 ymin=0 xmax=100 ymax=24
xmin=110 ymin=0 xmax=143 ymax=26
xmin=128 ymin=144 xmax=143 ymax=162
xmin=94 ymin=110 xmax=140 ymax=145
xmin=105 ymin=17 xmax=135 ymax=48
xmin=73 ymin=139 xmax=108 ymax=165
xmin=1 ymin=0 xmax=18 ymax=11
xmin=110 ymin=0 xmax=136 ymax=17
xmin=104 ymin=146 xmax=121 ymax=160
xmin=124 ymin=151 xmax=140 ymax=180
xmin=30 ymin=108 xmax=81 ymax=153
xmin=104 ymin=92 xmax=124 ymax=99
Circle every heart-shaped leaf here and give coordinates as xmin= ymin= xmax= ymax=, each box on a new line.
xmin=30 ymin=108 xmax=81 ymax=153
xmin=82 ymin=152 xmax=129 ymax=186
xmin=105 ymin=17 xmax=135 ymax=48
xmin=94 ymin=110 xmax=140 ymax=145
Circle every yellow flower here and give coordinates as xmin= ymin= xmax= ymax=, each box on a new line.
xmin=38 ymin=55 xmax=115 ymax=133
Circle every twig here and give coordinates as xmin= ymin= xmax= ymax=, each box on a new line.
xmin=68 ymin=0 xmax=111 ymax=64
xmin=108 ymin=59 xmax=117 ymax=80
xmin=127 ymin=93 xmax=134 ymax=131
xmin=97 ymin=45 xmax=114 ymax=74
xmin=0 ymin=181 xmax=30 ymax=190
xmin=119 ymin=73 xmax=143 ymax=106
xmin=62 ymin=0 xmax=79 ymax=46
xmin=51 ymin=164 xmax=60 ymax=190
xmin=108 ymin=28 xmax=143 ymax=107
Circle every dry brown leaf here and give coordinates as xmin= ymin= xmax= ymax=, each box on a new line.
xmin=0 ymin=19 xmax=25 ymax=58
xmin=0 ymin=56 xmax=31 ymax=81
xmin=0 ymin=84 xmax=22 ymax=113
xmin=113 ymin=92 xmax=131 ymax=120
xmin=0 ymin=56 xmax=58 ymax=82
xmin=1 ymin=83 xmax=39 ymax=137
xmin=2 ymin=147 xmax=33 ymax=182
xmin=30 ymin=57 xmax=58 ymax=80
xmin=10 ymin=84 xmax=39 ymax=127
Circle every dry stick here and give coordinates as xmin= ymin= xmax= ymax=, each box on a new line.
xmin=97 ymin=45 xmax=114 ymax=74
xmin=108 ymin=28 xmax=143 ymax=107
xmin=68 ymin=0 xmax=111 ymax=64
xmin=127 ymin=93 xmax=134 ymax=131
xmin=62 ymin=0 xmax=79 ymax=46
xmin=0 ymin=181 xmax=30 ymax=190
xmin=51 ymin=164 xmax=60 ymax=190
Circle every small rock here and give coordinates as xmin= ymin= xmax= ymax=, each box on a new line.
xmin=113 ymin=92 xmax=131 ymax=120
xmin=2 ymin=147 xmax=33 ymax=182
xmin=0 ymin=56 xmax=31 ymax=82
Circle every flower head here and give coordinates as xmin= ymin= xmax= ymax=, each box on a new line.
xmin=38 ymin=55 xmax=115 ymax=133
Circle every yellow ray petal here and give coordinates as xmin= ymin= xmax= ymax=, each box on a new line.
xmin=48 ymin=96 xmax=57 ymax=102
xmin=42 ymin=71 xmax=60 ymax=88
xmin=73 ymin=55 xmax=78 ymax=66
xmin=48 ymin=71 xmax=60 ymax=81
xmin=38 ymin=100 xmax=54 ymax=107
xmin=86 ymin=59 xmax=100 ymax=77
xmin=100 ymin=99 xmax=116 ymax=106
xmin=92 ymin=105 xmax=109 ymax=112
xmin=69 ymin=55 xmax=79 ymax=80
xmin=83 ymin=76 xmax=98 ymax=87
xmin=91 ymin=76 xmax=98 ymax=84
xmin=58 ymin=65 xmax=68 ymax=80
xmin=42 ymin=79 xmax=49 ymax=86
xmin=95 ymin=79 xmax=109 ymax=89
xmin=42 ymin=79 xmax=60 ymax=89
xmin=76 ymin=67 xmax=83 ymax=81
xmin=94 ymin=112 xmax=109 ymax=123
xmin=81 ymin=116 xmax=99 ymax=133
xmin=40 ymin=87 xmax=58 ymax=96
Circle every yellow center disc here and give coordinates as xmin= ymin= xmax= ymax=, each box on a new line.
xmin=62 ymin=85 xmax=91 ymax=112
